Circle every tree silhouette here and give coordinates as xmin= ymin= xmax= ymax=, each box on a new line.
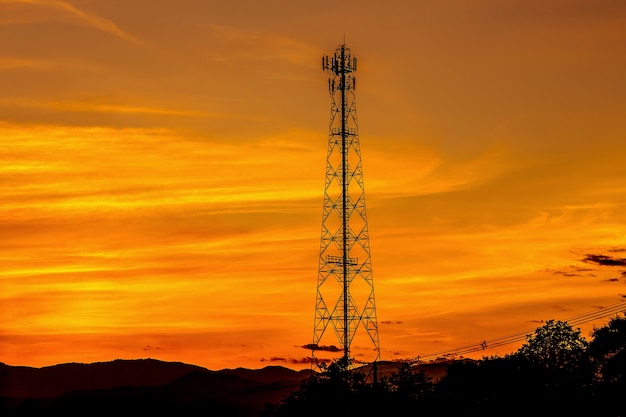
xmin=267 ymin=358 xmax=435 ymax=417
xmin=588 ymin=314 xmax=626 ymax=384
xmin=382 ymin=361 xmax=433 ymax=402
xmin=267 ymin=357 xmax=385 ymax=417
xmin=516 ymin=319 xmax=589 ymax=372
xmin=265 ymin=318 xmax=626 ymax=417
xmin=587 ymin=314 xmax=626 ymax=416
xmin=513 ymin=319 xmax=595 ymax=413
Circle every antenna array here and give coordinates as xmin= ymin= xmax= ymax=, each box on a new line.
xmin=312 ymin=44 xmax=381 ymax=368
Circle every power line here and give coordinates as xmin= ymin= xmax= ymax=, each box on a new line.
xmin=413 ymin=301 xmax=626 ymax=363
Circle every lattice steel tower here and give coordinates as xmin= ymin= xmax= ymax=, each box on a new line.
xmin=312 ymin=43 xmax=380 ymax=368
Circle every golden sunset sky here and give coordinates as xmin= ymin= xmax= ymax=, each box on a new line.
xmin=2 ymin=0 xmax=626 ymax=370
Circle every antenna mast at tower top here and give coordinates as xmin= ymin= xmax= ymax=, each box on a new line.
xmin=312 ymin=44 xmax=380 ymax=369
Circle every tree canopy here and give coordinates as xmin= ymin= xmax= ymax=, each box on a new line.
xmin=266 ymin=314 xmax=626 ymax=417
xmin=517 ymin=319 xmax=588 ymax=366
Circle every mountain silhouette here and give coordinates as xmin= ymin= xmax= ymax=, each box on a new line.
xmin=0 ymin=359 xmax=313 ymax=417
xmin=0 ymin=358 xmax=206 ymax=398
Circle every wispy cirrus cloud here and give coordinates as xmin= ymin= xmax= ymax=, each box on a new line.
xmin=0 ymin=98 xmax=234 ymax=118
xmin=0 ymin=56 xmax=57 ymax=69
xmin=205 ymin=24 xmax=320 ymax=66
xmin=0 ymin=0 xmax=143 ymax=46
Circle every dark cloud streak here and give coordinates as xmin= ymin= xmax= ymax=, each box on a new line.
xmin=582 ymin=253 xmax=626 ymax=267
xmin=301 ymin=343 xmax=341 ymax=352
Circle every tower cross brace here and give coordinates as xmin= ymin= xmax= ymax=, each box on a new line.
xmin=312 ymin=44 xmax=381 ymax=369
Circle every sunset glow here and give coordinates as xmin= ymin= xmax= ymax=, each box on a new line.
xmin=2 ymin=0 xmax=626 ymax=370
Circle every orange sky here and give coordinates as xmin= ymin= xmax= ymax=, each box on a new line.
xmin=2 ymin=0 xmax=626 ymax=370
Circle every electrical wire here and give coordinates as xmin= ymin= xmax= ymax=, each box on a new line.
xmin=413 ymin=301 xmax=626 ymax=363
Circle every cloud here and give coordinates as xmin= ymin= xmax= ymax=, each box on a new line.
xmin=550 ymin=270 xmax=582 ymax=277
xmin=608 ymin=248 xmax=626 ymax=253
xmin=205 ymin=24 xmax=319 ymax=66
xmin=260 ymin=357 xmax=286 ymax=363
xmin=544 ymin=265 xmax=597 ymax=278
xmin=301 ymin=343 xmax=341 ymax=352
xmin=260 ymin=356 xmax=323 ymax=365
xmin=0 ymin=57 xmax=56 ymax=70
xmin=143 ymin=345 xmax=164 ymax=351
xmin=582 ymin=253 xmax=626 ymax=267
xmin=288 ymin=357 xmax=317 ymax=365
xmin=2 ymin=0 xmax=143 ymax=46
xmin=0 ymin=98 xmax=231 ymax=118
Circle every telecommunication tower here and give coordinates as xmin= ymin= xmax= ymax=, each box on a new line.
xmin=312 ymin=44 xmax=381 ymax=368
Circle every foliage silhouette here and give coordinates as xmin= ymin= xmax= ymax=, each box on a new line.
xmin=516 ymin=319 xmax=589 ymax=371
xmin=264 ymin=357 xmax=391 ymax=417
xmin=588 ymin=314 xmax=626 ymax=384
xmin=587 ymin=314 xmax=626 ymax=416
xmin=266 ymin=316 xmax=626 ymax=417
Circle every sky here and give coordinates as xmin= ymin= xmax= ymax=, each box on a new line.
xmin=2 ymin=0 xmax=626 ymax=370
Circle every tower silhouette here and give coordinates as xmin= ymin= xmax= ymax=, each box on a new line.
xmin=312 ymin=44 xmax=381 ymax=368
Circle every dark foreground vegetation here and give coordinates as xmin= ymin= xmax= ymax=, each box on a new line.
xmin=1 ymin=315 xmax=624 ymax=416
xmin=265 ymin=315 xmax=626 ymax=417
xmin=1 ymin=361 xmax=311 ymax=417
